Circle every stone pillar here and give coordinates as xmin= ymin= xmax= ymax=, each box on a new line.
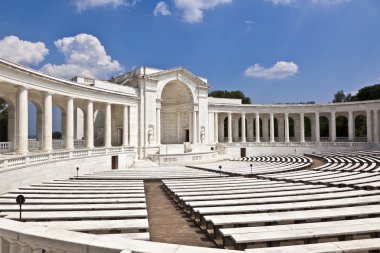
xmin=86 ymin=101 xmax=94 ymax=148
xmin=8 ymin=240 xmax=19 ymax=253
xmin=331 ymin=111 xmax=336 ymax=142
xmin=284 ymin=113 xmax=289 ymax=142
xmin=228 ymin=112 xmax=232 ymax=143
xmin=241 ymin=113 xmax=246 ymax=142
xmin=367 ymin=110 xmax=372 ymax=142
xmin=214 ymin=113 xmax=218 ymax=144
xmin=105 ymin=103 xmax=112 ymax=148
xmin=177 ymin=112 xmax=181 ymax=143
xmin=20 ymin=244 xmax=32 ymax=253
xmin=348 ymin=110 xmax=354 ymax=141
xmin=192 ymin=111 xmax=197 ymax=144
xmin=156 ymin=108 xmax=161 ymax=145
xmin=315 ymin=112 xmax=320 ymax=142
xmin=374 ymin=110 xmax=379 ymax=143
xmin=255 ymin=113 xmax=260 ymax=142
xmin=270 ymin=113 xmax=275 ymax=142
xmin=247 ymin=115 xmax=253 ymax=142
xmin=65 ymin=97 xmax=74 ymax=150
xmin=43 ymin=92 xmax=53 ymax=151
xmin=17 ymin=87 xmax=28 ymax=154
xmin=123 ymin=105 xmax=129 ymax=146
xmin=37 ymin=112 xmax=43 ymax=148
xmin=300 ymin=112 xmax=305 ymax=142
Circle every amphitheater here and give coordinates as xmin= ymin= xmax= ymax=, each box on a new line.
xmin=0 ymin=57 xmax=380 ymax=252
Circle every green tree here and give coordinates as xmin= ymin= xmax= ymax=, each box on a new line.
xmin=354 ymin=84 xmax=380 ymax=101
xmin=332 ymin=90 xmax=346 ymax=103
xmin=209 ymin=90 xmax=251 ymax=104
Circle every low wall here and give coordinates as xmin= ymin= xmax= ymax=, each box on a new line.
xmin=217 ymin=142 xmax=379 ymax=158
xmin=150 ymin=151 xmax=219 ymax=165
xmin=0 ymin=148 xmax=136 ymax=194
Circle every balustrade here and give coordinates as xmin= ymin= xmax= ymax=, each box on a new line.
xmin=28 ymin=140 xmax=40 ymax=151
xmin=52 ymin=140 xmax=64 ymax=149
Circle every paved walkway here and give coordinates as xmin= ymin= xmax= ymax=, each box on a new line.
xmin=309 ymin=157 xmax=326 ymax=169
xmin=144 ymin=180 xmax=217 ymax=247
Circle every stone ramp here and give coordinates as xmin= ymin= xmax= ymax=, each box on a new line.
xmin=144 ymin=180 xmax=217 ymax=248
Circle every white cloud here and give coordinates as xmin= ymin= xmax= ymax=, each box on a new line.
xmin=41 ymin=33 xmax=123 ymax=79
xmin=244 ymin=61 xmax=299 ymax=80
xmin=174 ymin=0 xmax=233 ymax=23
xmin=154 ymin=1 xmax=171 ymax=16
xmin=0 ymin=35 xmax=49 ymax=66
xmin=72 ymin=0 xmax=139 ymax=11
xmin=266 ymin=0 xmax=350 ymax=5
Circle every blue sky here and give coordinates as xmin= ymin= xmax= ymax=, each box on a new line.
xmin=1 ymin=0 xmax=380 ymax=108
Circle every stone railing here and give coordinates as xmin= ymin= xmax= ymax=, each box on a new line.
xmin=0 ymin=218 xmax=236 ymax=253
xmin=28 ymin=140 xmax=40 ymax=150
xmin=0 ymin=146 xmax=135 ymax=172
xmin=74 ymin=139 xmax=86 ymax=148
xmin=53 ymin=139 xmax=64 ymax=149
xmin=220 ymin=141 xmax=374 ymax=148
xmin=0 ymin=142 xmax=11 ymax=152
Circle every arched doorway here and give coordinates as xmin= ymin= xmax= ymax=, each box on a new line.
xmin=160 ymin=81 xmax=194 ymax=144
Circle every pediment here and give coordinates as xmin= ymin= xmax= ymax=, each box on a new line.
xmin=146 ymin=67 xmax=211 ymax=90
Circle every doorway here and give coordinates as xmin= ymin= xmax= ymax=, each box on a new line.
xmin=112 ymin=156 xmax=118 ymax=170
xmin=240 ymin=148 xmax=246 ymax=158
xmin=185 ymin=129 xmax=190 ymax=142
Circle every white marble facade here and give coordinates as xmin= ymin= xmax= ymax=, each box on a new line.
xmin=0 ymin=58 xmax=379 ymax=159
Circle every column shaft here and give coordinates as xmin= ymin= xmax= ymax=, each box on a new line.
xmin=86 ymin=101 xmax=94 ymax=148
xmin=241 ymin=113 xmax=246 ymax=142
xmin=43 ymin=93 xmax=52 ymax=151
xmin=367 ymin=110 xmax=372 ymax=142
xmin=104 ymin=103 xmax=112 ymax=148
xmin=17 ymin=87 xmax=28 ymax=153
xmin=315 ymin=112 xmax=320 ymax=142
xmin=348 ymin=111 xmax=354 ymax=141
xmin=331 ymin=111 xmax=336 ymax=142
xmin=255 ymin=113 xmax=260 ymax=142
xmin=123 ymin=105 xmax=129 ymax=146
xmin=228 ymin=113 xmax=232 ymax=143
xmin=65 ymin=97 xmax=74 ymax=149
xmin=374 ymin=110 xmax=379 ymax=143
xmin=285 ymin=113 xmax=289 ymax=142
xmin=300 ymin=113 xmax=305 ymax=142
xmin=156 ymin=108 xmax=161 ymax=145
xmin=192 ymin=111 xmax=197 ymax=144
xmin=214 ymin=113 xmax=218 ymax=143
xmin=270 ymin=113 xmax=275 ymax=142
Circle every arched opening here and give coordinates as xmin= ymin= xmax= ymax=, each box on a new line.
xmin=94 ymin=109 xmax=105 ymax=147
xmin=160 ymin=81 xmax=194 ymax=144
xmin=289 ymin=117 xmax=295 ymax=139
xmin=0 ymin=98 xmax=8 ymax=142
xmin=52 ymin=105 xmax=63 ymax=149
xmin=336 ymin=115 xmax=348 ymax=141
xmin=320 ymin=116 xmax=329 ymax=140
xmin=304 ymin=117 xmax=312 ymax=140
xmin=28 ymin=101 xmax=41 ymax=150
xmin=355 ymin=114 xmax=367 ymax=141
xmin=223 ymin=117 xmax=228 ymax=142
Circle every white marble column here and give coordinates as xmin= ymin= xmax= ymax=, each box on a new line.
xmin=331 ymin=111 xmax=336 ymax=142
xmin=270 ymin=113 xmax=275 ymax=142
xmin=86 ymin=100 xmax=94 ymax=148
xmin=43 ymin=92 xmax=52 ymax=151
xmin=374 ymin=110 xmax=379 ymax=143
xmin=284 ymin=113 xmax=289 ymax=142
xmin=348 ymin=110 xmax=354 ymax=141
xmin=123 ymin=105 xmax=129 ymax=146
xmin=300 ymin=112 xmax=305 ymax=142
xmin=228 ymin=112 xmax=232 ymax=143
xmin=255 ymin=113 xmax=260 ymax=142
xmin=241 ymin=113 xmax=246 ymax=142
xmin=315 ymin=112 xmax=320 ymax=142
xmin=192 ymin=111 xmax=197 ymax=144
xmin=156 ymin=108 xmax=161 ymax=145
xmin=214 ymin=113 xmax=218 ymax=144
xmin=65 ymin=97 xmax=74 ymax=149
xmin=247 ymin=115 xmax=253 ymax=142
xmin=105 ymin=103 xmax=112 ymax=148
xmin=17 ymin=87 xmax=28 ymax=154
xmin=367 ymin=110 xmax=372 ymax=142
